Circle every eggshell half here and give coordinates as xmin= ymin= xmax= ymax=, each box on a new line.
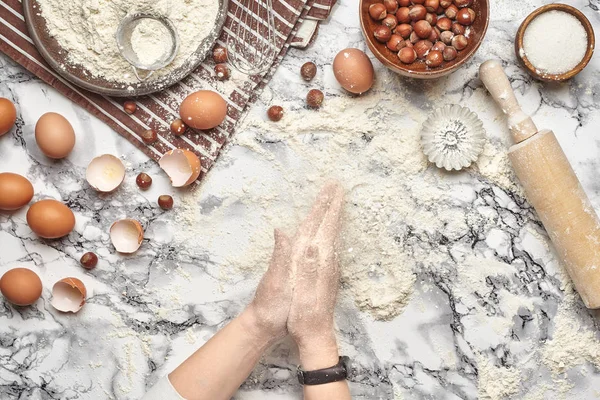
xmin=0 ymin=268 xmax=43 ymax=306
xmin=110 ymin=219 xmax=144 ymax=253
xmin=159 ymin=149 xmax=201 ymax=187
xmin=0 ymin=98 xmax=17 ymax=136
xmin=0 ymin=172 xmax=34 ymax=211
xmin=51 ymin=277 xmax=86 ymax=313
xmin=26 ymin=199 xmax=75 ymax=239
xmin=86 ymin=154 xmax=126 ymax=192
xmin=179 ymin=90 xmax=227 ymax=130
xmin=332 ymin=48 xmax=374 ymax=94
xmin=35 ymin=112 xmax=76 ymax=159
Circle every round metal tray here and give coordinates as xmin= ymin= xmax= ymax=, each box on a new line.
xmin=22 ymin=0 xmax=228 ymax=97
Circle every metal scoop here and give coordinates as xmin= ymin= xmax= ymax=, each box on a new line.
xmin=116 ymin=13 xmax=179 ymax=81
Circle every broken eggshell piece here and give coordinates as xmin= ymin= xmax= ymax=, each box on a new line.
xmin=110 ymin=219 xmax=144 ymax=253
xmin=86 ymin=154 xmax=126 ymax=192
xmin=159 ymin=149 xmax=201 ymax=187
xmin=51 ymin=277 xmax=86 ymax=313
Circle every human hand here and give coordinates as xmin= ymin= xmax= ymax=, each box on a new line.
xmin=244 ymin=229 xmax=292 ymax=344
xmin=287 ymin=182 xmax=345 ymax=369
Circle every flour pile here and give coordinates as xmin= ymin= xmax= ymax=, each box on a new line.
xmin=36 ymin=0 xmax=219 ymax=85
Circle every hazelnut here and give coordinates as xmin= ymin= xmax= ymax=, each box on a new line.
xmin=428 ymin=27 xmax=440 ymax=42
xmin=424 ymin=0 xmax=439 ymax=12
xmin=409 ymin=5 xmax=427 ymax=21
xmin=436 ymin=17 xmax=452 ymax=31
xmin=452 ymin=34 xmax=468 ymax=50
xmin=440 ymin=30 xmax=454 ymax=44
xmin=435 ymin=5 xmax=445 ymax=14
xmin=443 ymin=46 xmax=458 ymax=61
xmin=454 ymin=0 xmax=472 ymax=7
xmin=440 ymin=0 xmax=452 ymax=7
xmin=374 ymin=25 xmax=392 ymax=43
xmin=384 ymin=0 xmax=399 ymax=13
xmin=301 ymin=62 xmax=317 ymax=81
xmin=425 ymin=13 xmax=437 ymax=26
xmin=267 ymin=105 xmax=284 ymax=121
xmin=452 ymin=22 xmax=465 ymax=35
xmin=414 ymin=40 xmax=433 ymax=59
xmin=382 ymin=14 xmax=398 ymax=30
xmin=80 ymin=252 xmax=98 ymax=269
xmin=213 ymin=46 xmax=228 ymax=63
xmin=404 ymin=39 xmax=414 ymax=48
xmin=395 ymin=23 xmax=413 ymax=39
xmin=398 ymin=47 xmax=417 ymax=64
xmin=170 ymin=118 xmax=187 ymax=136
xmin=158 ymin=195 xmax=174 ymax=210
xmin=425 ymin=50 xmax=443 ymax=67
xmin=136 ymin=173 xmax=152 ymax=189
xmin=399 ymin=0 xmax=410 ymax=5
xmin=123 ymin=101 xmax=136 ymax=114
xmin=412 ymin=0 xmax=425 ymax=3
xmin=368 ymin=3 xmax=387 ymax=20
xmin=409 ymin=31 xmax=420 ymax=44
xmin=432 ymin=41 xmax=446 ymax=52
xmin=445 ymin=4 xmax=458 ymax=19
xmin=413 ymin=20 xmax=432 ymax=39
xmin=387 ymin=34 xmax=405 ymax=51
xmin=141 ymin=129 xmax=157 ymax=144
xmin=456 ymin=8 xmax=475 ymax=25
xmin=306 ymin=89 xmax=324 ymax=109
xmin=396 ymin=7 xmax=411 ymax=23
xmin=214 ymin=63 xmax=230 ymax=80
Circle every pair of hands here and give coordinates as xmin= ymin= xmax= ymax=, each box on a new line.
xmin=246 ymin=182 xmax=345 ymax=367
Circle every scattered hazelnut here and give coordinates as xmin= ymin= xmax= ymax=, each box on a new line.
xmin=428 ymin=27 xmax=440 ymax=42
xmin=123 ymin=101 xmax=137 ymax=114
xmin=409 ymin=31 xmax=420 ymax=44
xmin=158 ymin=195 xmax=174 ymax=210
xmin=382 ymin=14 xmax=398 ymax=30
xmin=387 ymin=34 xmax=405 ymax=51
xmin=445 ymin=4 xmax=458 ymax=19
xmin=454 ymin=0 xmax=472 ymax=7
xmin=443 ymin=46 xmax=458 ymax=61
xmin=374 ymin=25 xmax=392 ymax=43
xmin=213 ymin=46 xmax=228 ymax=63
xmin=398 ymin=47 xmax=417 ymax=64
xmin=395 ymin=23 xmax=413 ymax=39
xmin=399 ymin=0 xmax=410 ymax=5
xmin=431 ymin=41 xmax=446 ymax=52
xmin=424 ymin=0 xmax=439 ymax=12
xmin=368 ymin=3 xmax=387 ymax=20
xmin=456 ymin=8 xmax=475 ymax=25
xmin=425 ymin=50 xmax=444 ymax=67
xmin=384 ymin=0 xmax=399 ymax=13
xmin=80 ymin=252 xmax=98 ymax=270
xmin=409 ymin=5 xmax=427 ymax=21
xmin=404 ymin=39 xmax=414 ymax=48
xmin=436 ymin=17 xmax=452 ymax=31
xmin=301 ymin=62 xmax=317 ymax=81
xmin=170 ymin=118 xmax=187 ymax=136
xmin=136 ymin=173 xmax=152 ymax=189
xmin=440 ymin=0 xmax=452 ymax=7
xmin=412 ymin=0 xmax=425 ymax=4
xmin=425 ymin=13 xmax=437 ymax=26
xmin=413 ymin=20 xmax=432 ymax=39
xmin=414 ymin=40 xmax=433 ymax=59
xmin=452 ymin=34 xmax=468 ymax=50
xmin=440 ymin=30 xmax=454 ymax=45
xmin=267 ymin=105 xmax=284 ymax=122
xmin=306 ymin=89 xmax=324 ymax=109
xmin=435 ymin=5 xmax=445 ymax=14
xmin=141 ymin=129 xmax=158 ymax=144
xmin=396 ymin=7 xmax=411 ymax=23
xmin=214 ymin=63 xmax=230 ymax=80
xmin=452 ymin=22 xmax=465 ymax=35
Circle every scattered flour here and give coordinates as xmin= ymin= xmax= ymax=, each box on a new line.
xmin=477 ymin=355 xmax=522 ymax=400
xmin=36 ymin=0 xmax=219 ymax=84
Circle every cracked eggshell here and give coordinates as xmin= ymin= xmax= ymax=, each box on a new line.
xmin=86 ymin=154 xmax=126 ymax=192
xmin=159 ymin=149 xmax=201 ymax=187
xmin=110 ymin=219 xmax=144 ymax=253
xmin=51 ymin=277 xmax=86 ymax=313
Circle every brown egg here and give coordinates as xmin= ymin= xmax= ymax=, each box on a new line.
xmin=332 ymin=48 xmax=375 ymax=94
xmin=35 ymin=112 xmax=76 ymax=159
xmin=0 ymin=268 xmax=43 ymax=306
xmin=26 ymin=199 xmax=75 ymax=239
xmin=179 ymin=90 xmax=227 ymax=130
xmin=0 ymin=173 xmax=34 ymax=211
xmin=0 ymin=98 xmax=16 ymax=136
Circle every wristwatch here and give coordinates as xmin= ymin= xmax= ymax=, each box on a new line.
xmin=297 ymin=356 xmax=348 ymax=385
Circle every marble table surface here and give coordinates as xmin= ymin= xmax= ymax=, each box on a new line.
xmin=3 ymin=0 xmax=600 ymax=399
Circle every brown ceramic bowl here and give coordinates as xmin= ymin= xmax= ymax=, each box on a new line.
xmin=359 ymin=0 xmax=489 ymax=79
xmin=515 ymin=4 xmax=595 ymax=82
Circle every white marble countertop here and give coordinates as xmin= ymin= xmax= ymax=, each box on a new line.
xmin=3 ymin=0 xmax=600 ymax=399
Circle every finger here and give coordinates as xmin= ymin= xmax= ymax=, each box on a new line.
xmin=295 ymin=245 xmax=320 ymax=292
xmin=268 ymin=229 xmax=292 ymax=279
xmin=316 ymin=182 xmax=345 ymax=245
xmin=297 ymin=183 xmax=338 ymax=241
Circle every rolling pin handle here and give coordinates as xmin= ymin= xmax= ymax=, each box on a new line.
xmin=479 ymin=60 xmax=538 ymax=144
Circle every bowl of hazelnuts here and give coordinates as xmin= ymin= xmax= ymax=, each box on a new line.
xmin=360 ymin=0 xmax=489 ymax=78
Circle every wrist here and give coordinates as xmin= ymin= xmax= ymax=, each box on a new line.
xmin=238 ymin=307 xmax=278 ymax=350
xmin=298 ymin=332 xmax=339 ymax=370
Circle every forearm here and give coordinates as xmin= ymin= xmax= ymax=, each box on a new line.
xmin=168 ymin=308 xmax=273 ymax=400
xmin=299 ymin=334 xmax=351 ymax=400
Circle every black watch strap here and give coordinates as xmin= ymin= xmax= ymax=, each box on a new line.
xmin=297 ymin=357 xmax=348 ymax=385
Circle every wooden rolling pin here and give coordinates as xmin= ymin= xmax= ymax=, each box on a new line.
xmin=479 ymin=60 xmax=600 ymax=308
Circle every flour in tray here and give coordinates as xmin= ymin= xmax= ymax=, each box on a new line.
xmin=36 ymin=0 xmax=219 ymax=85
